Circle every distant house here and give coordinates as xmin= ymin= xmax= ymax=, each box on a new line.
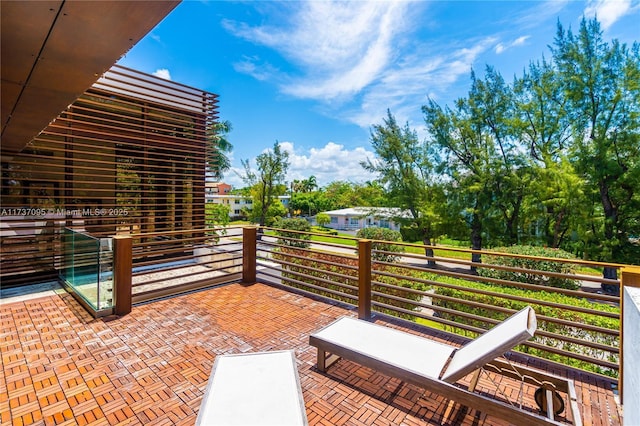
xmin=207 ymin=193 xmax=291 ymax=219
xmin=322 ymin=207 xmax=409 ymax=232
xmin=206 ymin=182 xmax=232 ymax=196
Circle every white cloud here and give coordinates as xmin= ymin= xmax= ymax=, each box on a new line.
xmin=225 ymin=141 xmax=377 ymax=189
xmin=344 ymin=37 xmax=496 ymax=130
xmin=584 ymin=0 xmax=633 ymax=29
xmin=512 ymin=0 xmax=571 ymax=28
xmin=233 ymin=56 xmax=278 ymax=81
xmin=495 ymin=35 xmax=530 ymax=54
xmin=224 ymin=1 xmax=414 ymax=101
xmin=153 ymin=68 xmax=172 ymax=80
xmin=282 ymin=141 xmax=377 ymax=186
xmin=224 ymin=2 xmax=496 ymax=132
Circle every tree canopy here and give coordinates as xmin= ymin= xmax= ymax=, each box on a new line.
xmin=208 ymin=120 xmax=233 ymax=181
xmin=420 ymin=17 xmax=639 ymax=269
xmin=240 ymin=142 xmax=290 ymax=227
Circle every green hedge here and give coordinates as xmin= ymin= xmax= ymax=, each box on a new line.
xmin=431 ymin=275 xmax=619 ymax=377
xmin=273 ymin=248 xmax=428 ymax=320
xmin=356 ymin=227 xmax=405 ymax=262
xmin=478 ymin=245 xmax=580 ymax=290
xmin=274 ymin=218 xmax=312 ymax=248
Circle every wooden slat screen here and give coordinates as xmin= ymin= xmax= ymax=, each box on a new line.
xmin=1 ymin=65 xmax=218 ymax=286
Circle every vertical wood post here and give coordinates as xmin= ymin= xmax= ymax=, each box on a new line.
xmin=358 ymin=239 xmax=372 ymax=320
xmin=620 ymin=266 xmax=640 ymax=404
xmin=243 ymin=226 xmax=257 ymax=284
xmin=113 ymin=235 xmax=132 ymax=316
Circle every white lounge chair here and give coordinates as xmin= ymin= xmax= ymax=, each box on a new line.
xmin=196 ymin=350 xmax=308 ymax=426
xmin=309 ymin=306 xmax=581 ymax=425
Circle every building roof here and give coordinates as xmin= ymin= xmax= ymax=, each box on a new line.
xmin=323 ymin=207 xmax=411 ymax=219
xmin=1 ymin=0 xmax=179 ymax=155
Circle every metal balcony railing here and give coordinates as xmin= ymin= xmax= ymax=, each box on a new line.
xmin=110 ymin=225 xmax=640 ymax=399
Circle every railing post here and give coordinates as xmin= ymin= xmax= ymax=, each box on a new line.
xmin=620 ymin=266 xmax=640 ymax=406
xmin=358 ymin=239 xmax=372 ymax=320
xmin=113 ymin=235 xmax=132 ymax=316
xmin=243 ymin=226 xmax=257 ymax=284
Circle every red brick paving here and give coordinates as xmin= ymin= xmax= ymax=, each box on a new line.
xmin=0 ymin=282 xmax=622 ymax=425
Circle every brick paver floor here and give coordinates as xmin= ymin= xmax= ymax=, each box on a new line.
xmin=1 ymin=282 xmax=622 ymax=426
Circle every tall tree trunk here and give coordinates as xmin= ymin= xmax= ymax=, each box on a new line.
xmin=423 ymin=236 xmax=436 ymax=267
xmin=600 ymin=180 xmax=619 ymax=295
xmin=552 ymin=210 xmax=566 ymax=248
xmin=470 ymin=210 xmax=482 ymax=274
xmin=504 ymin=195 xmax=522 ymax=245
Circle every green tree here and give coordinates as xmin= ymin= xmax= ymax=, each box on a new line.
xmin=290 ymin=191 xmax=332 ymax=217
xmin=205 ymin=202 xmax=230 ymax=227
xmin=466 ymin=67 xmax=530 ymax=246
xmin=316 ymin=212 xmax=330 ymax=227
xmin=513 ymin=59 xmax=582 ymax=248
xmin=353 ymin=181 xmax=388 ymax=207
xmin=240 ymin=142 xmax=290 ymax=227
xmin=424 ymin=96 xmax=495 ymax=265
xmin=205 ymin=202 xmax=230 ymax=241
xmin=207 ymin=120 xmax=233 ymax=180
xmin=302 ymin=175 xmax=318 ymax=192
xmin=552 ymin=18 xmax=640 ymax=276
xmin=425 ymin=67 xmax=539 ymax=266
xmin=322 ymin=181 xmax=359 ymax=210
xmin=362 ymin=110 xmax=441 ymax=264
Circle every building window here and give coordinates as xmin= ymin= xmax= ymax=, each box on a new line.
xmin=379 ymin=219 xmax=390 ymax=228
xmin=330 ymin=217 xmax=338 ymax=224
xmin=349 ymin=217 xmax=359 ymax=226
xmin=235 ymin=199 xmax=240 ymax=204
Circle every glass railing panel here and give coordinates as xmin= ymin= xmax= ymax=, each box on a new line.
xmin=98 ymin=238 xmax=114 ymax=309
xmin=60 ymin=228 xmax=113 ymax=311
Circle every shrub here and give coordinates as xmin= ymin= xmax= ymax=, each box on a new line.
xmin=477 ymin=245 xmax=580 ymax=290
xmin=356 ymin=227 xmax=404 ymax=262
xmin=431 ymin=275 xmax=619 ymax=377
xmin=399 ymin=224 xmax=422 ymax=243
xmin=272 ymin=248 xmax=429 ymax=320
xmin=315 ymin=212 xmax=331 ymax=227
xmin=310 ymin=226 xmax=338 ymax=235
xmin=274 ymin=218 xmax=312 ymax=248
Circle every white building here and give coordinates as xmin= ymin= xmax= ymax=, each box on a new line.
xmin=322 ymin=207 xmax=408 ymax=232
xmin=207 ymin=194 xmax=290 ymax=219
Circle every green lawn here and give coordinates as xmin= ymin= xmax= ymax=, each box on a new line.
xmin=237 ymin=223 xmax=606 ymax=272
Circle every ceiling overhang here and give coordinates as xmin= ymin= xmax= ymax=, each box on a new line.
xmin=1 ymin=0 xmax=180 ymax=156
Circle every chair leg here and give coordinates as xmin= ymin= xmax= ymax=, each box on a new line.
xmin=317 ymin=349 xmax=326 ymax=372
xmin=468 ymin=369 xmax=481 ymax=392
xmin=443 ymin=369 xmax=481 ymax=421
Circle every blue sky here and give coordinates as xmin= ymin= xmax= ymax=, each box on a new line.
xmin=117 ymin=0 xmax=640 ymax=189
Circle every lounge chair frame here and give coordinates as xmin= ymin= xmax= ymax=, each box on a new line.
xmin=309 ymin=308 xmax=582 ymax=426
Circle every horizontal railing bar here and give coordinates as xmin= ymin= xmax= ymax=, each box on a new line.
xmin=372 ymin=264 xmax=620 ymax=313
xmin=374 ymin=239 xmax=625 ymax=269
xmin=375 ymin=252 xmax=619 ymax=288
xmin=371 ymin=272 xmax=619 ymax=336
xmin=262 ymin=245 xmax=358 ymax=273
xmin=265 ymin=261 xmax=358 ymax=293
xmin=262 ymin=269 xmax=359 ymax=304
xmin=370 ymin=299 xmax=619 ymax=372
